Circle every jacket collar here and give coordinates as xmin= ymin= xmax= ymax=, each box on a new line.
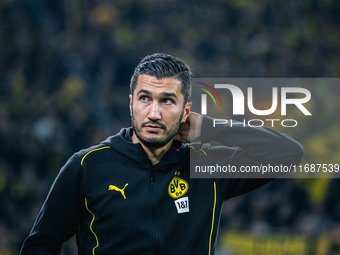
xmin=102 ymin=127 xmax=189 ymax=171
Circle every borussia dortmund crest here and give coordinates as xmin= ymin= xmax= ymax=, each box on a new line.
xmin=168 ymin=172 xmax=188 ymax=199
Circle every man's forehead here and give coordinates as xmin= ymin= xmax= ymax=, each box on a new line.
xmin=134 ymin=74 xmax=182 ymax=96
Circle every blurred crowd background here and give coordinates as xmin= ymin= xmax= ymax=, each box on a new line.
xmin=1 ymin=0 xmax=340 ymax=254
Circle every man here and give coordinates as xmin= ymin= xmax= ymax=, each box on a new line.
xmin=21 ymin=53 xmax=303 ymax=254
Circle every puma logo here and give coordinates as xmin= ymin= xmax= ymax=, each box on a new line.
xmin=108 ymin=183 xmax=128 ymax=199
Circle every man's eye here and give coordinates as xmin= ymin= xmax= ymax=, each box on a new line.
xmin=140 ymin=96 xmax=149 ymax=102
xmin=163 ymin=98 xmax=174 ymax=104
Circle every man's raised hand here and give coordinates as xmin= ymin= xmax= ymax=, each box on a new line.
xmin=174 ymin=112 xmax=203 ymax=143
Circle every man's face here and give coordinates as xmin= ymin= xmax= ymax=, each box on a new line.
xmin=129 ymin=74 xmax=191 ymax=148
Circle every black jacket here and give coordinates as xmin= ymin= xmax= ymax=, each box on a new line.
xmin=21 ymin=116 xmax=304 ymax=255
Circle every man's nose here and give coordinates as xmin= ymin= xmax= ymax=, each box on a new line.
xmin=148 ymin=101 xmax=161 ymax=120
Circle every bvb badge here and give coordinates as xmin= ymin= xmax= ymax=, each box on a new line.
xmin=168 ymin=171 xmax=188 ymax=199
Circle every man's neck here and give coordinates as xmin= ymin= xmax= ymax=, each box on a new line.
xmin=131 ymin=133 xmax=173 ymax=165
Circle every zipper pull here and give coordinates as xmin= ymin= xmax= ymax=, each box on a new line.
xmin=150 ymin=171 xmax=155 ymax=182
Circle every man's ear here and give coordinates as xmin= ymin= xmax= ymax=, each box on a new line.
xmin=129 ymin=94 xmax=133 ymax=116
xmin=182 ymin=101 xmax=192 ymax=122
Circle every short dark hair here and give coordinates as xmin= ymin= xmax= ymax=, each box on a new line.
xmin=130 ymin=53 xmax=192 ymax=103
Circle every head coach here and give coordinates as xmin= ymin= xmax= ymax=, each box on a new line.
xmin=21 ymin=53 xmax=304 ymax=255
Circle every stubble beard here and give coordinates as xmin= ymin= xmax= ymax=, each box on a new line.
xmin=131 ymin=110 xmax=184 ymax=149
